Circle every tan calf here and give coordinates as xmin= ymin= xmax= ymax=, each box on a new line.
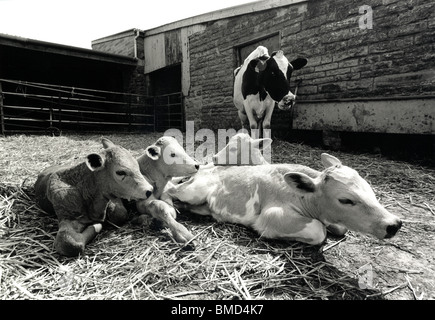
xmin=34 ymin=138 xmax=153 ymax=257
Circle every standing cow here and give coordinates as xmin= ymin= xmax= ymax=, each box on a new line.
xmin=233 ymin=46 xmax=307 ymax=130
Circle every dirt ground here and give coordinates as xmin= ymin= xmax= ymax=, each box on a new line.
xmin=0 ymin=132 xmax=434 ymax=300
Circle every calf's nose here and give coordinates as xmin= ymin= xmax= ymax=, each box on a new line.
xmin=146 ymin=190 xmax=153 ymax=198
xmin=195 ymin=164 xmax=200 ymax=170
xmin=385 ymin=220 xmax=402 ymax=238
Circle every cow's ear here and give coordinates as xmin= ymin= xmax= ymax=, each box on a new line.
xmin=146 ymin=145 xmax=161 ymax=160
xmin=290 ymin=58 xmax=308 ymax=70
xmin=101 ymin=138 xmax=115 ymax=149
xmin=251 ymin=138 xmax=273 ymax=150
xmin=284 ymin=172 xmax=317 ymax=193
xmin=321 ymin=153 xmax=342 ymax=168
xmin=86 ymin=153 xmax=105 ymax=171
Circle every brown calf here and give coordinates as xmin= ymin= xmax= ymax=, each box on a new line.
xmin=34 ymin=138 xmax=153 ymax=257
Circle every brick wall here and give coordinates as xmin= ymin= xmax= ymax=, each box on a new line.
xmin=185 ymin=0 xmax=435 ymax=131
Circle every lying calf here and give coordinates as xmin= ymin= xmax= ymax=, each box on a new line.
xmin=212 ymin=132 xmax=272 ymax=166
xmin=168 ymin=153 xmax=402 ymax=245
xmin=34 ymin=138 xmax=153 ymax=257
xmin=107 ymin=136 xmax=200 ymax=244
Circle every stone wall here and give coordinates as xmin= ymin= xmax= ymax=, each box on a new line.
xmin=185 ymin=0 xmax=435 ymax=131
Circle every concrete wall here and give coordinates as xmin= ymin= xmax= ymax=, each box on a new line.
xmin=184 ymin=0 xmax=435 ymax=133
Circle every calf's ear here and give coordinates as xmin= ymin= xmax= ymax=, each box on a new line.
xmin=86 ymin=153 xmax=105 ymax=171
xmin=101 ymin=138 xmax=115 ymax=149
xmin=146 ymin=145 xmax=161 ymax=160
xmin=321 ymin=153 xmax=342 ymax=168
xmin=290 ymin=58 xmax=308 ymax=70
xmin=284 ymin=172 xmax=317 ymax=193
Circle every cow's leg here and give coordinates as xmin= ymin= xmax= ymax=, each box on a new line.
xmin=243 ymin=100 xmax=258 ymax=130
xmin=254 ymin=207 xmax=327 ymax=245
xmin=55 ymin=219 xmax=102 ymax=257
xmin=238 ymin=110 xmax=249 ymax=129
xmin=136 ymin=199 xmax=194 ymax=244
xmin=262 ymin=99 xmax=275 ymax=130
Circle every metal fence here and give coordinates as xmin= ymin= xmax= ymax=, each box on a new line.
xmin=0 ymin=78 xmax=160 ymax=135
xmin=153 ymin=92 xmax=184 ymax=132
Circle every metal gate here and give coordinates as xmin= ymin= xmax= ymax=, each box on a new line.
xmin=0 ymin=78 xmax=156 ymax=135
xmin=153 ymin=92 xmax=184 ymax=132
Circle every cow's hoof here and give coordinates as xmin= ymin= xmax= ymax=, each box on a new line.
xmin=55 ymin=231 xmax=85 ymax=257
xmin=170 ymin=223 xmax=195 ymax=249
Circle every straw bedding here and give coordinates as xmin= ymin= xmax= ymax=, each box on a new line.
xmin=1 ymin=133 xmax=434 ymax=300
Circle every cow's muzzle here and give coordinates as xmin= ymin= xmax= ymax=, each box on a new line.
xmin=277 ymin=97 xmax=295 ymax=111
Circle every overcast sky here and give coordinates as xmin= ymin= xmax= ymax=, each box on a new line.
xmin=0 ymin=0 xmax=256 ymax=49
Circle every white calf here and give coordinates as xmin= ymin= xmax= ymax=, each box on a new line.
xmin=168 ymin=153 xmax=402 ymax=245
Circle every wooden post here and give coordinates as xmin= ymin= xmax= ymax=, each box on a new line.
xmin=0 ymin=82 xmax=5 ymax=135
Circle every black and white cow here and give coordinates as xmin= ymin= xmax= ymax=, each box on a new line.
xmin=233 ymin=46 xmax=307 ymax=130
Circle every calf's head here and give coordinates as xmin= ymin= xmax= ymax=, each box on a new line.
xmin=86 ymin=138 xmax=153 ymax=200
xmin=212 ymin=133 xmax=272 ymax=165
xmin=249 ymin=49 xmax=307 ymax=110
xmin=139 ymin=136 xmax=200 ymax=177
xmin=284 ymin=153 xmax=402 ymax=240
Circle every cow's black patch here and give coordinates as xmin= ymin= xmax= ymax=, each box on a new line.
xmin=261 ymin=56 xmax=291 ymax=102
xmin=239 ymin=52 xmax=307 ymax=109
xmin=241 ymin=59 xmax=268 ymax=100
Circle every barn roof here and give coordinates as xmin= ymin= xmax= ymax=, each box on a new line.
xmin=145 ymin=0 xmax=305 ymax=35
xmin=92 ymin=0 xmax=305 ymax=43
xmin=0 ymin=33 xmax=137 ymax=66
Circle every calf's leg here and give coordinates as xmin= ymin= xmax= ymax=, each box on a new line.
xmin=254 ymin=207 xmax=327 ymax=245
xmin=327 ymin=224 xmax=348 ymax=236
xmin=136 ymin=199 xmax=194 ymax=244
xmin=55 ymin=219 xmax=102 ymax=257
xmin=106 ymin=198 xmax=129 ymax=226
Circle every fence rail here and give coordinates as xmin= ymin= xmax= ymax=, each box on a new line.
xmin=0 ymin=78 xmax=158 ymax=135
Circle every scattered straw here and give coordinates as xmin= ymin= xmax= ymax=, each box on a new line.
xmin=1 ymin=133 xmax=434 ymax=300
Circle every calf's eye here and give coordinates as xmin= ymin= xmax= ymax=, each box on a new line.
xmin=116 ymin=170 xmax=127 ymax=176
xmin=339 ymin=198 xmax=355 ymax=206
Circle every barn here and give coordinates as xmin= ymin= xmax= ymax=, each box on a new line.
xmin=0 ymin=33 xmax=154 ymax=134
xmin=91 ymin=0 xmax=435 ymax=154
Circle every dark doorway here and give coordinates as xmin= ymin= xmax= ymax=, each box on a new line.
xmin=149 ymin=64 xmax=183 ymax=131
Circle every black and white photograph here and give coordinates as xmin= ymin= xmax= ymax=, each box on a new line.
xmin=0 ymin=0 xmax=434 ymax=304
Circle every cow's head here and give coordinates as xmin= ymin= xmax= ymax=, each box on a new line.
xmin=86 ymin=138 xmax=153 ymax=201
xmin=250 ymin=50 xmax=307 ymax=110
xmin=139 ymin=136 xmax=200 ymax=178
xmin=212 ymin=133 xmax=272 ymax=165
xmin=284 ymin=153 xmax=402 ymax=240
